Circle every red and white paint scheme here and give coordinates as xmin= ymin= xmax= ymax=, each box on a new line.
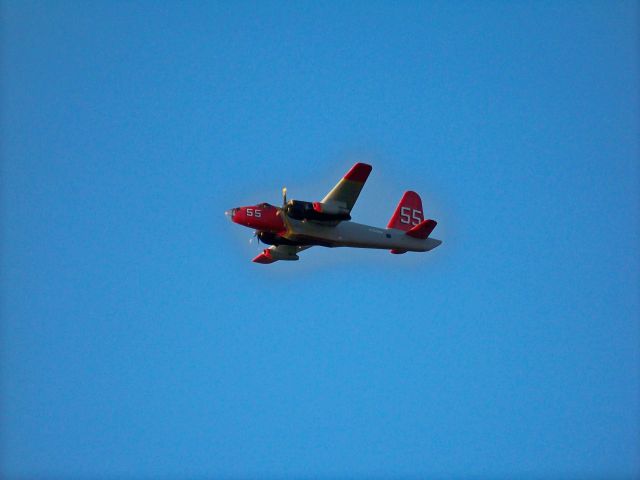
xmin=225 ymin=163 xmax=442 ymax=264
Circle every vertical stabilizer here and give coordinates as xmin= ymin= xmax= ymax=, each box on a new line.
xmin=387 ymin=191 xmax=424 ymax=231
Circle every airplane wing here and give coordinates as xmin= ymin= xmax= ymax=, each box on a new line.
xmin=252 ymin=245 xmax=312 ymax=264
xmin=321 ymin=162 xmax=372 ymax=213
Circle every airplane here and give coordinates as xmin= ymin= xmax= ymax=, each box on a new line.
xmin=225 ymin=162 xmax=442 ymax=264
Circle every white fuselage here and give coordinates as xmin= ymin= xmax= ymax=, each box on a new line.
xmin=284 ymin=219 xmax=442 ymax=252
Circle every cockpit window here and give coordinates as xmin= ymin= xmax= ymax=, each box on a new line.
xmin=259 ymin=202 xmax=271 ymax=208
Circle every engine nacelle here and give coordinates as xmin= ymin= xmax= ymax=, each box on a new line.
xmin=285 ymin=200 xmax=351 ymax=222
xmin=257 ymin=231 xmax=301 ymax=246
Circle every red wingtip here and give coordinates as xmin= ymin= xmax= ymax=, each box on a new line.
xmin=343 ymin=162 xmax=372 ymax=183
xmin=252 ymin=249 xmax=276 ymax=264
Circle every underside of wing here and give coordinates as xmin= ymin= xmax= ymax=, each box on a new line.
xmin=321 ymin=163 xmax=372 ymax=214
xmin=252 ymin=245 xmax=312 ymax=264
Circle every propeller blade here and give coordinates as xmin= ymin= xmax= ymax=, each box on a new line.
xmin=280 ymin=186 xmax=293 ymax=235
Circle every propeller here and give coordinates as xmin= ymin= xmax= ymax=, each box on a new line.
xmin=279 ymin=186 xmax=293 ymax=235
xmin=249 ymin=231 xmax=261 ymax=245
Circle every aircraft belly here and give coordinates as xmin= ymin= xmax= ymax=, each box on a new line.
xmin=288 ymin=221 xmax=440 ymax=252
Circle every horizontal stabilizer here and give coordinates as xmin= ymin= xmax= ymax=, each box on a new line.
xmin=406 ymin=219 xmax=437 ymax=239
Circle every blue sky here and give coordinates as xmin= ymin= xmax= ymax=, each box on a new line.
xmin=1 ymin=1 xmax=639 ymax=478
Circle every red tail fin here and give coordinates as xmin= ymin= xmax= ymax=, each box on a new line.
xmin=387 ymin=191 xmax=424 ymax=231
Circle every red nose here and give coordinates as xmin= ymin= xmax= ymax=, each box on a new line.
xmin=224 ymin=208 xmax=238 ymax=222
